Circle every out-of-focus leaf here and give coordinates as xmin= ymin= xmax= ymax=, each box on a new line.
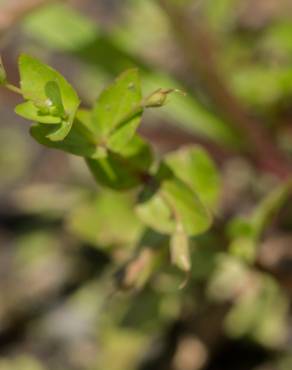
xmin=100 ymin=328 xmax=147 ymax=370
xmin=23 ymin=3 xmax=97 ymax=51
xmin=262 ymin=21 xmax=292 ymax=57
xmin=230 ymin=66 xmax=292 ymax=110
xmin=136 ymin=187 xmax=174 ymax=233
xmin=162 ymin=176 xmax=211 ymax=235
xmin=225 ymin=274 xmax=288 ymax=347
xmin=136 ymin=160 xmax=212 ymax=236
xmin=228 ymin=181 xmax=292 ymax=262
xmin=67 ymin=191 xmax=143 ymax=248
xmin=207 ymin=254 xmax=251 ymax=302
xmin=205 ymin=0 xmax=237 ymax=31
xmin=208 ymin=255 xmax=288 ymax=346
xmin=164 ymin=146 xmax=220 ymax=211
xmin=143 ymin=74 xmax=241 ymax=148
xmin=0 ymin=127 xmax=32 ymax=189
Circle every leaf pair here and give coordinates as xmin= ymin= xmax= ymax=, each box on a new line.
xmin=137 ymin=146 xmax=220 ymax=235
xmin=17 ymin=55 xmax=147 ymax=168
xmin=136 ymin=146 xmax=220 ymax=271
xmin=16 ymin=54 xmax=80 ymax=141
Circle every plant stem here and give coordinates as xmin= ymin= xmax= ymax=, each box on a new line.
xmin=5 ymin=83 xmax=22 ymax=95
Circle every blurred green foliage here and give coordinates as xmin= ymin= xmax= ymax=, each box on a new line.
xmin=0 ymin=0 xmax=292 ymax=369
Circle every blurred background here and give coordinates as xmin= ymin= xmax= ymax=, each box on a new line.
xmin=1 ymin=0 xmax=292 ymax=369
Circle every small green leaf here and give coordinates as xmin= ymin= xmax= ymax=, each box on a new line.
xmin=23 ymin=3 xmax=97 ymax=51
xmin=165 ymin=146 xmax=220 ymax=210
xmin=46 ymin=119 xmax=73 ymax=141
xmin=0 ymin=57 xmax=7 ymax=85
xmin=91 ymin=69 xmax=142 ymax=151
xmin=136 ymin=189 xmax=174 ymax=233
xmin=170 ymin=221 xmax=191 ymax=272
xmin=163 ymin=176 xmax=211 ymax=235
xmin=86 ymin=135 xmax=153 ymax=190
xmin=66 ymin=191 xmax=143 ymax=247
xmin=136 ymin=168 xmax=211 ymax=236
xmin=18 ymin=54 xmax=80 ymax=140
xmin=228 ymin=181 xmax=292 ymax=263
xmin=15 ymin=101 xmax=61 ymax=124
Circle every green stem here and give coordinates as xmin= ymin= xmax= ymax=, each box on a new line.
xmin=5 ymin=83 xmax=22 ymax=95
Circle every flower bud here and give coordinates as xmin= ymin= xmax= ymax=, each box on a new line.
xmin=144 ymin=88 xmax=174 ymax=108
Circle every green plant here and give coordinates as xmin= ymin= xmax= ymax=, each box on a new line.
xmin=0 ymin=54 xmax=220 ymax=276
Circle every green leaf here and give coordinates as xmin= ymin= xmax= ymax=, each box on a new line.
xmin=15 ymin=101 xmax=61 ymax=124
xmin=164 ymin=146 xmax=220 ymax=210
xmin=224 ymin=272 xmax=288 ymax=347
xmin=86 ymin=135 xmax=153 ymax=190
xmin=228 ymin=181 xmax=292 ymax=263
xmin=136 ymin=167 xmax=211 ymax=236
xmin=30 ymin=119 xmax=102 ymax=159
xmin=18 ymin=54 xmax=80 ymax=140
xmin=136 ymin=189 xmax=174 ymax=233
xmin=162 ymin=176 xmax=211 ymax=235
xmin=91 ymin=69 xmax=142 ymax=152
xmin=66 ymin=191 xmax=143 ymax=247
xmin=23 ymin=3 xmax=97 ymax=51
xmin=46 ymin=119 xmax=74 ymax=141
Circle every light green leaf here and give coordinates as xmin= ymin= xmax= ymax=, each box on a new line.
xmin=165 ymin=146 xmax=220 ymax=210
xmin=136 ymin=190 xmax=174 ymax=233
xmin=225 ymin=273 xmax=288 ymax=347
xmin=15 ymin=101 xmax=61 ymax=124
xmin=228 ymin=181 xmax=292 ymax=263
xmin=136 ymin=168 xmax=211 ymax=236
xmin=23 ymin=3 xmax=97 ymax=51
xmin=91 ymin=69 xmax=142 ymax=151
xmin=46 ymin=119 xmax=74 ymax=141
xmin=18 ymin=54 xmax=80 ymax=140
xmin=163 ymin=176 xmax=211 ymax=235
xmin=66 ymin=191 xmax=143 ymax=247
